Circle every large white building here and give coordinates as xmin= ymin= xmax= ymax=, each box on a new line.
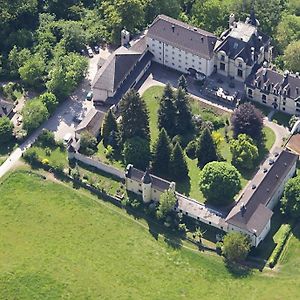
xmin=146 ymin=15 xmax=217 ymax=77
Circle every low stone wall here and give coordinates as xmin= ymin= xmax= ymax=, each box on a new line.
xmin=72 ymin=152 xmax=125 ymax=179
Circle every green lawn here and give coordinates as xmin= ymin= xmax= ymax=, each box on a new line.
xmin=32 ymin=145 xmax=68 ymax=168
xmin=1 ymin=170 xmax=300 ymax=299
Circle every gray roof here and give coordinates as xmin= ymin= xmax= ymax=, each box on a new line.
xmin=92 ymin=46 xmax=143 ymax=93
xmin=0 ymin=99 xmax=14 ymax=118
xmin=142 ymin=169 xmax=152 ymax=184
xmin=215 ymin=21 xmax=270 ymax=66
xmin=226 ymin=150 xmax=298 ymax=235
xmin=75 ymin=108 xmax=105 ymax=137
xmin=147 ymin=15 xmax=217 ymax=59
xmin=125 ymin=165 xmax=171 ymax=191
xmin=246 ymin=67 xmax=300 ymax=100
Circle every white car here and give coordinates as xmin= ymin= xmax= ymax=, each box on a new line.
xmin=86 ymin=46 xmax=94 ymax=58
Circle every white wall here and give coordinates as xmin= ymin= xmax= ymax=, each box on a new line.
xmin=146 ymin=37 xmax=214 ymax=76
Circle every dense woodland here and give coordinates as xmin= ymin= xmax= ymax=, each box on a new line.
xmin=0 ymin=0 xmax=299 ymax=86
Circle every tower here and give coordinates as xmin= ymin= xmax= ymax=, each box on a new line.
xmin=142 ymin=169 xmax=152 ymax=203
xmin=229 ymin=13 xmax=235 ymax=28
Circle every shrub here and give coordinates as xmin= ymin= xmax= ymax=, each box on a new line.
xmin=268 ymin=225 xmax=291 ymax=268
xmin=42 ymin=158 xmax=49 ymax=165
xmin=185 ymin=140 xmax=197 ymax=159
xmin=23 ymin=148 xmax=39 ymax=165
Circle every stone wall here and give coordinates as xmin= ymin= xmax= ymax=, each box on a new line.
xmin=72 ymin=152 xmax=125 ymax=179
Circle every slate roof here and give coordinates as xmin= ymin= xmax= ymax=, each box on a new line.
xmin=147 ymin=15 xmax=217 ymax=59
xmin=75 ymin=108 xmax=105 ymax=137
xmin=92 ymin=46 xmax=143 ymax=93
xmin=0 ymin=99 xmax=14 ymax=118
xmin=226 ymin=150 xmax=298 ymax=235
xmin=125 ymin=165 xmax=171 ymax=191
xmin=215 ymin=21 xmax=270 ymax=66
xmin=246 ymin=67 xmax=300 ymax=100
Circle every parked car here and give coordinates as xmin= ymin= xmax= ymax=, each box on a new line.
xmin=86 ymin=46 xmax=93 ymax=58
xmin=86 ymin=91 xmax=93 ymax=101
xmin=93 ymin=45 xmax=100 ymax=54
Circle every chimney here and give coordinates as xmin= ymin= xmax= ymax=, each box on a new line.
xmin=172 ymin=24 xmax=175 ymax=33
xmin=229 ymin=13 xmax=235 ymax=28
xmin=240 ymin=203 xmax=246 ymax=217
xmin=251 ymin=47 xmax=255 ymax=62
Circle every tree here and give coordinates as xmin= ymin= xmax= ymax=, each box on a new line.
xmin=19 ymin=54 xmax=46 ymax=89
xmin=283 ymin=40 xmax=300 ymax=72
xmin=156 ymin=190 xmax=177 ymax=219
xmin=102 ymin=109 xmax=119 ymax=147
xmin=61 ymin=21 xmax=86 ymax=52
xmin=223 ymin=232 xmax=251 ymax=262
xmin=199 ymin=161 xmax=241 ymax=206
xmin=275 ymin=14 xmax=300 ymax=53
xmin=0 ymin=116 xmax=13 ymax=143
xmin=174 ymin=88 xmax=193 ymax=135
xmin=158 ymin=83 xmax=177 ymax=137
xmin=8 ymin=46 xmax=31 ymax=78
xmin=80 ymin=131 xmax=97 ymax=155
xmin=231 ymin=103 xmax=263 ymax=140
xmin=152 ymin=128 xmax=172 ymax=176
xmin=196 ymin=127 xmax=218 ymax=168
xmin=39 ymin=92 xmax=58 ymax=114
xmin=22 ymin=99 xmax=49 ymax=132
xmin=281 ymin=176 xmax=300 ymax=219
xmin=230 ymin=134 xmax=259 ymax=170
xmin=169 ymin=142 xmax=189 ymax=181
xmin=119 ymin=89 xmax=150 ymax=143
xmin=123 ymin=137 xmax=151 ymax=171
xmin=178 ymin=74 xmax=188 ymax=92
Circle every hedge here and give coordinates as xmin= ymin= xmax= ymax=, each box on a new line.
xmin=268 ymin=224 xmax=291 ymax=268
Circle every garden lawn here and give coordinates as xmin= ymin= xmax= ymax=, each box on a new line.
xmin=142 ymin=86 xmax=275 ymax=202
xmin=32 ymin=145 xmax=68 ymax=168
xmin=1 ymin=170 xmax=300 ymax=299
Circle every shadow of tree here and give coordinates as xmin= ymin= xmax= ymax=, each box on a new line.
xmin=176 ymin=176 xmax=191 ymax=196
xmin=225 ymin=260 xmax=253 ymax=278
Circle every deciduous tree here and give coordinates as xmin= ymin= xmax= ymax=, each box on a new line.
xmin=0 ymin=116 xmax=13 ymax=143
xmin=199 ymin=161 xmax=241 ymax=206
xmin=39 ymin=92 xmax=58 ymax=114
xmin=230 ymin=134 xmax=259 ymax=170
xmin=231 ymin=103 xmax=263 ymax=140
xmin=156 ymin=190 xmax=177 ymax=219
xmin=283 ymin=40 xmax=300 ymax=72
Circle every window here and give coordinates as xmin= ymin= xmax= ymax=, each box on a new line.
xmin=297 ymin=102 xmax=300 ymax=108
xmin=172 ymin=57 xmax=174 ymax=60
xmin=179 ymin=54 xmax=181 ymax=57
xmin=172 ymin=63 xmax=174 ymax=66
xmin=221 ymin=55 xmax=225 ymax=61
xmin=248 ymin=89 xmax=253 ymax=98
xmin=165 ymin=60 xmax=168 ymax=63
xmin=237 ymin=69 xmax=243 ymax=77
xmin=159 ymin=46 xmax=161 ymax=49
xmin=238 ymin=62 xmax=242 ymax=68
xmin=179 ymin=59 xmax=181 ymax=63
xmin=262 ymin=94 xmax=267 ymax=103
xmin=220 ymin=62 xmax=225 ymax=71
xmin=139 ymin=183 xmax=141 ymax=187
xmin=282 ymin=107 xmax=286 ymax=111
xmin=159 ymin=41 xmax=162 ymax=44
xmin=283 ymin=101 xmax=286 ymax=106
xmin=138 ymin=189 xmax=142 ymax=193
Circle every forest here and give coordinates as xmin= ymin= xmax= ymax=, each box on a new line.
xmin=0 ymin=0 xmax=299 ymax=89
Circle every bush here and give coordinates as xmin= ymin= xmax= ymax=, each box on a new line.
xmin=80 ymin=131 xmax=97 ymax=155
xmin=37 ymin=129 xmax=56 ymax=147
xmin=185 ymin=140 xmax=197 ymax=159
xmin=268 ymin=225 xmax=291 ymax=268
xmin=23 ymin=148 xmax=39 ymax=165
xmin=42 ymin=158 xmax=49 ymax=165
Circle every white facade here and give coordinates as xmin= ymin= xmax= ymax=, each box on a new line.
xmin=146 ymin=37 xmax=215 ymax=77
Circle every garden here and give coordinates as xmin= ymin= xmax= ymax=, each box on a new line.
xmin=96 ymin=84 xmax=275 ymax=203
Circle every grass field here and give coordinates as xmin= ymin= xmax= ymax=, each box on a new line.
xmin=1 ymin=170 xmax=300 ymax=299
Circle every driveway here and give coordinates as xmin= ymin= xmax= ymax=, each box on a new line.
xmin=0 ymin=50 xmax=107 ymax=178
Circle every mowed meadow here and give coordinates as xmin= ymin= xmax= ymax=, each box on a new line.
xmin=0 ymin=170 xmax=300 ymax=299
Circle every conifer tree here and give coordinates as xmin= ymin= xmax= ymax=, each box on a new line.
xmin=119 ymin=89 xmax=150 ymax=143
xmin=152 ymin=128 xmax=172 ymax=176
xmin=174 ymin=88 xmax=193 ymax=134
xmin=196 ymin=127 xmax=218 ymax=168
xmin=102 ymin=109 xmax=119 ymax=147
xmin=158 ymin=83 xmax=177 ymax=137
xmin=178 ymin=74 xmax=188 ymax=92
xmin=169 ymin=142 xmax=189 ymax=181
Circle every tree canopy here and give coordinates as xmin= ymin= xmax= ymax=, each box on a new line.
xmin=231 ymin=103 xmax=263 ymax=140
xmin=156 ymin=190 xmax=177 ymax=220
xmin=169 ymin=142 xmax=189 ymax=181
xmin=199 ymin=161 xmax=241 ymax=206
xmin=222 ymin=232 xmax=251 ymax=262
xmin=119 ymin=90 xmax=150 ymax=143
xmin=0 ymin=116 xmax=13 ymax=143
xmin=283 ymin=40 xmax=300 ymax=73
xmin=230 ymin=134 xmax=259 ymax=170
xmin=281 ymin=175 xmax=300 ymax=219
